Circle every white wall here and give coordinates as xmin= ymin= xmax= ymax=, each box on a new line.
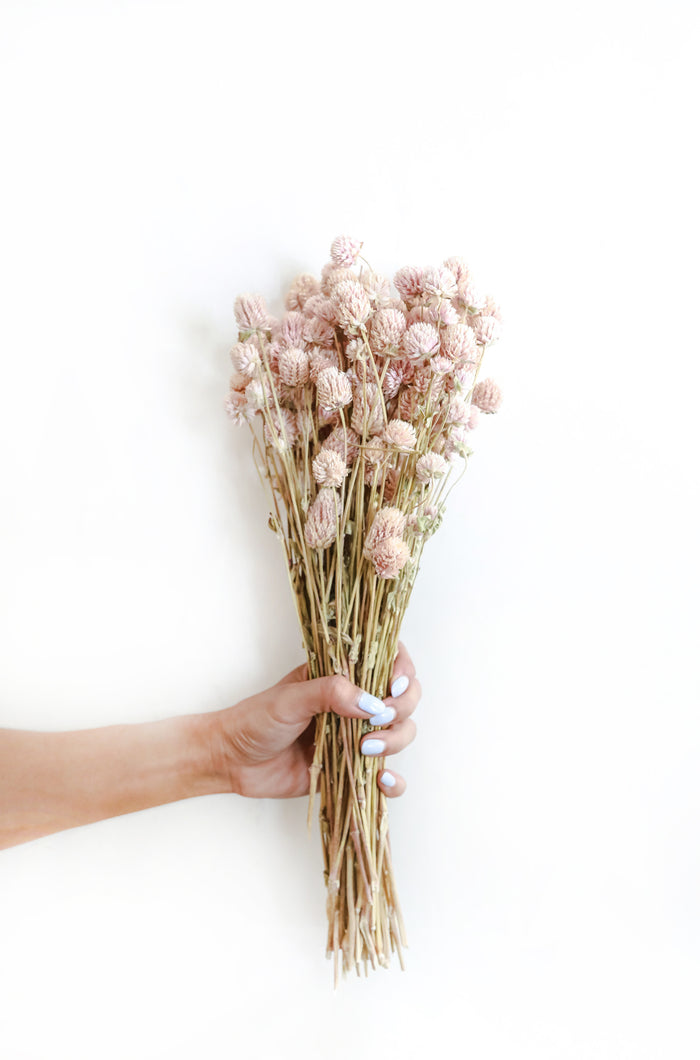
xmin=1 ymin=1 xmax=698 ymax=1057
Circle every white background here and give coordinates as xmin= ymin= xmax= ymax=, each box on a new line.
xmin=1 ymin=1 xmax=698 ymax=1057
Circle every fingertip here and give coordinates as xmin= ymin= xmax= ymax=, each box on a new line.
xmin=378 ymin=770 xmax=406 ymax=797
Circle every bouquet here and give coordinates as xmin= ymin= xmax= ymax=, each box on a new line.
xmin=225 ymin=236 xmax=502 ymax=981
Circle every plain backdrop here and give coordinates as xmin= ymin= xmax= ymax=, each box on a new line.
xmin=1 ymin=1 xmax=699 ymax=1057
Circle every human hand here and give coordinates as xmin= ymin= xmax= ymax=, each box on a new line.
xmin=208 ymin=642 xmax=421 ymax=800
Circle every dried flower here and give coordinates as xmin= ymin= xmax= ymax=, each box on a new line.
xmin=304 ymin=488 xmax=339 ymax=549
xmin=444 ymin=425 xmax=473 ymax=460
xmin=416 ymin=451 xmax=448 ymax=484
xmin=402 ymin=321 xmax=440 ymax=361
xmin=304 ymin=315 xmax=336 ymax=348
xmin=393 ymin=266 xmax=425 ymax=303
xmin=442 ymin=256 xmax=470 ymax=285
xmin=351 ymin=381 xmax=385 ymax=436
xmin=278 ymin=311 xmax=307 ymax=348
xmin=447 ymin=395 xmax=470 ymax=424
xmin=371 ymin=536 xmax=411 ymax=579
xmin=264 ymin=407 xmax=300 ymax=451
xmin=312 ymin=448 xmax=349 ymax=488
xmin=422 ymin=265 xmax=458 ymax=301
xmin=317 ymin=366 xmax=353 ymax=411
xmin=361 ymin=271 xmax=393 ymax=308
xmin=224 ymin=391 xmax=248 ymax=426
xmin=441 ymin=323 xmax=478 ymax=363
xmin=320 ymin=263 xmax=357 ymax=295
xmin=382 ymin=363 xmax=405 ymax=400
xmin=459 ymin=281 xmax=486 ymax=310
xmin=322 ymin=426 xmax=360 ymax=464
xmin=384 ymin=419 xmax=417 ymax=451
xmin=278 ymin=346 xmax=310 ymax=387
xmin=472 ymin=378 xmax=503 ymax=413
xmin=429 ymin=354 xmax=453 ymax=376
xmin=234 ymin=293 xmax=270 ymax=331
xmin=364 ymin=506 xmax=408 ymax=557
xmin=309 ymin=347 xmax=339 ymax=382
xmin=285 ymin=273 xmax=320 ymax=312
xmin=330 ymin=280 xmax=373 ymax=331
xmin=369 ymin=308 xmax=407 ymax=354
xmin=245 ymin=377 xmax=273 ymax=410
xmin=330 ymin=235 xmax=363 ymax=268
xmin=230 ymin=341 xmax=262 ymax=378
xmin=472 ymin=315 xmax=502 ymax=346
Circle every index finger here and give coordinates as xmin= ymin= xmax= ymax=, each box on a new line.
xmin=389 ymin=640 xmax=417 ymax=697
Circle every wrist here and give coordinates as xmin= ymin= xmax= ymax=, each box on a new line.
xmin=178 ymin=712 xmax=235 ymax=798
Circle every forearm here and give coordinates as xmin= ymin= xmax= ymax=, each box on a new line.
xmin=0 ymin=713 xmax=230 ymax=850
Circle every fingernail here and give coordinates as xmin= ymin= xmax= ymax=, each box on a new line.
xmin=358 ymin=690 xmax=386 ymax=716
xmin=368 ymin=706 xmax=396 ymax=727
xmin=390 ymin=674 xmax=409 ymax=698
xmin=380 ymin=771 xmax=396 ymax=788
xmin=362 ymin=739 xmax=386 ymax=756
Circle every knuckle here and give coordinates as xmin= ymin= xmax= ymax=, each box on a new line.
xmin=325 ymin=673 xmax=349 ymax=705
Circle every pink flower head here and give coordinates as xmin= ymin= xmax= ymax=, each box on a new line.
xmin=393 ymin=266 xmax=425 ymax=303
xmin=447 ymin=395 xmax=470 ymax=424
xmin=344 ymin=337 xmax=366 ymax=361
xmin=330 ymin=234 xmax=363 ymax=268
xmin=459 ymin=281 xmax=487 ymax=310
xmin=371 ymin=537 xmax=411 ymax=580
xmin=234 ymin=293 xmax=270 ymax=331
xmin=363 ymin=506 xmax=408 ymax=558
xmin=361 ymin=271 xmax=393 ymax=308
xmin=304 ymin=316 xmax=336 ymax=349
xmin=322 ymin=426 xmax=360 ymax=464
xmin=416 ymin=451 xmax=448 ymax=484
xmin=224 ymin=390 xmax=248 ymax=426
xmin=278 ymin=346 xmax=310 ymax=387
xmin=472 ymin=315 xmax=502 ymax=346
xmin=230 ymin=341 xmax=261 ymax=378
xmin=278 ymin=311 xmax=307 ymax=347
xmin=245 ymin=377 xmax=273 ymax=410
xmin=442 ymin=256 xmax=470 ymax=285
xmin=312 ymin=448 xmax=349 ymax=488
xmin=304 ymin=488 xmax=340 ymax=549
xmin=402 ymin=321 xmax=440 ymax=361
xmin=309 ymin=347 xmax=339 ymax=383
xmin=429 ymin=354 xmax=453 ymax=376
xmin=264 ymin=407 xmax=300 ymax=452
xmin=317 ymin=366 xmax=353 ymax=411
xmin=422 ymin=265 xmax=458 ymax=301
xmin=384 ymin=418 xmax=417 ymax=451
xmin=285 ymin=273 xmax=320 ymax=312
xmin=320 ymin=263 xmax=357 ymax=295
xmin=302 ymin=293 xmax=337 ymax=324
xmin=397 ymin=388 xmax=420 ymax=422
xmin=351 ymin=380 xmax=385 ymax=436
xmin=368 ymin=308 xmax=407 ymax=354
xmin=444 ymin=425 xmax=473 ymax=460
xmin=382 ymin=362 xmax=406 ymax=400
xmin=441 ymin=323 xmax=478 ymax=364
xmin=330 ymin=280 xmax=373 ymax=331
xmin=472 ymin=378 xmax=503 ymax=413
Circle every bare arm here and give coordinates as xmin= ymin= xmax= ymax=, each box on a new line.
xmin=0 ymin=714 xmax=225 ymax=850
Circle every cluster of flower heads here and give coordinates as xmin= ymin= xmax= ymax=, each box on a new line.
xmin=226 ymin=236 xmax=502 ymax=579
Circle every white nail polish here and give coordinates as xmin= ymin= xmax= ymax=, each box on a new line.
xmin=380 ymin=771 xmax=396 ymax=788
xmin=362 ymin=739 xmax=386 ymax=756
xmin=391 ymin=674 xmax=409 ymax=698
xmin=358 ymin=690 xmax=385 ymax=716
xmin=368 ymin=707 xmax=396 ymax=727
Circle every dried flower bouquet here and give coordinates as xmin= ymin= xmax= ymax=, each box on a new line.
xmin=225 ymin=236 xmax=502 ymax=981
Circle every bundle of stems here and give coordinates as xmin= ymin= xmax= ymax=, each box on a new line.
xmin=225 ymin=236 xmax=502 ymax=980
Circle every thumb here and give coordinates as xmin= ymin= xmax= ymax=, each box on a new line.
xmin=274 ymin=673 xmax=394 ymax=728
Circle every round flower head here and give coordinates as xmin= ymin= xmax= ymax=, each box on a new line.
xmin=382 ymin=362 xmax=405 ymax=400
xmin=229 ymin=369 xmax=247 ymax=393
xmin=362 ymin=271 xmax=393 ymax=308
xmin=371 ymin=537 xmax=411 ymax=580
xmin=317 ymin=366 xmax=353 ymax=411
xmin=351 ymin=381 xmax=385 ymax=436
xmin=447 ymin=395 xmax=470 ymax=424
xmin=430 ymin=354 xmax=453 ymax=376
xmin=320 ymin=263 xmax=357 ymax=295
xmin=384 ymin=419 xmax=417 ymax=451
xmin=330 ymin=235 xmax=363 ymax=268
xmin=393 ymin=266 xmax=425 ymax=303
xmin=285 ymin=273 xmax=320 ymax=312
xmin=309 ymin=347 xmax=339 ymax=382
xmin=416 ymin=451 xmax=448 ymax=484
xmin=230 ymin=340 xmax=262 ymax=378
xmin=483 ymin=294 xmax=503 ymax=322
xmin=472 ymin=378 xmax=503 ymax=413
xmin=397 ymin=388 xmax=420 ymax=422
xmin=369 ymin=308 xmax=407 ymax=354
xmin=312 ymin=448 xmax=349 ymax=488
xmin=278 ymin=311 xmax=307 ymax=347
xmin=304 ymin=488 xmax=340 ymax=550
xmin=459 ymin=281 xmax=487 ymax=311
xmin=472 ymin=315 xmax=502 ymax=346
xmin=441 ymin=323 xmax=478 ymax=364
xmin=224 ymin=390 xmax=248 ymax=426
xmin=322 ymin=426 xmax=360 ymax=464
xmin=304 ymin=315 xmax=336 ymax=348
xmin=362 ymin=437 xmax=388 ymax=467
xmin=444 ymin=425 xmax=473 ymax=460
xmin=344 ymin=337 xmax=366 ymax=361
xmin=245 ymin=377 xmax=273 ymax=411
xmin=303 ymin=294 xmax=337 ymax=324
xmin=330 ymin=280 xmax=373 ymax=331
xmin=442 ymin=256 xmax=470 ymax=285
xmin=264 ymin=407 xmax=300 ymax=452
xmin=363 ymin=505 xmax=407 ymax=554
xmin=451 ymin=364 xmax=476 ymax=392
xmin=422 ymin=265 xmax=458 ymax=301
xmin=402 ymin=321 xmax=440 ymax=361
xmin=234 ymin=293 xmax=270 ymax=331
xmin=278 ymin=346 xmax=310 ymax=387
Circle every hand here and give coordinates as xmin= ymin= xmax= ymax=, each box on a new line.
xmin=208 ymin=642 xmax=421 ymax=800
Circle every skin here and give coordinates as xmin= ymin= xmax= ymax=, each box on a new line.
xmin=0 ymin=642 xmax=420 ymax=851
